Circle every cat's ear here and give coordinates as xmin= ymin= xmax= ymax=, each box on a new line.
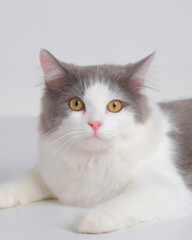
xmin=125 ymin=52 xmax=156 ymax=93
xmin=39 ymin=49 xmax=68 ymax=89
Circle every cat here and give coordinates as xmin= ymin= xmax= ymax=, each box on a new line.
xmin=0 ymin=49 xmax=192 ymax=234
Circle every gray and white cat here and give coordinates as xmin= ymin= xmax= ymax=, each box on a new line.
xmin=0 ymin=49 xmax=192 ymax=234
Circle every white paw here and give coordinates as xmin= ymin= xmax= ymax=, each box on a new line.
xmin=0 ymin=184 xmax=27 ymax=209
xmin=75 ymin=208 xmax=138 ymax=234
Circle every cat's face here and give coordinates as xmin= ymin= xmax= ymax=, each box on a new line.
xmin=55 ymin=81 xmax=138 ymax=151
xmin=39 ymin=49 xmax=154 ymax=151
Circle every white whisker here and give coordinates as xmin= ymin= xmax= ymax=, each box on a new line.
xmin=46 ymin=136 xmax=78 ymax=165
xmin=40 ymin=130 xmax=82 ymax=152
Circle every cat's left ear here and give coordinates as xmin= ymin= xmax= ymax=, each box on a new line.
xmin=125 ymin=52 xmax=156 ymax=93
xmin=39 ymin=49 xmax=68 ymax=89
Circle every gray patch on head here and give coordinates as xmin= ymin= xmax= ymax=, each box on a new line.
xmin=39 ymin=62 xmax=151 ymax=134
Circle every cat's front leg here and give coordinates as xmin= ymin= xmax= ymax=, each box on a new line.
xmin=75 ymin=206 xmax=138 ymax=234
xmin=0 ymin=169 xmax=53 ymax=208
xmin=75 ymin=178 xmax=192 ymax=234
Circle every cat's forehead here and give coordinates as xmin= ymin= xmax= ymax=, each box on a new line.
xmin=72 ymin=64 xmax=126 ymax=80
xmin=63 ymin=65 xmax=127 ymax=103
xmin=83 ymin=81 xmax=118 ymax=104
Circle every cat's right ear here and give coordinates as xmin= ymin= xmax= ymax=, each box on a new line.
xmin=125 ymin=52 xmax=156 ymax=93
xmin=39 ymin=49 xmax=68 ymax=89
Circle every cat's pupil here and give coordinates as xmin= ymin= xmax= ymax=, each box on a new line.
xmin=113 ymin=102 xmax=117 ymax=109
xmin=75 ymin=100 xmax=79 ymax=107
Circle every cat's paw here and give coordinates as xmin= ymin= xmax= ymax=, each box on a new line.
xmin=75 ymin=208 xmax=138 ymax=234
xmin=0 ymin=184 xmax=27 ymax=209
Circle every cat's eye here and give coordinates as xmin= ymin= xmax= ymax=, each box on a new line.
xmin=107 ymin=100 xmax=122 ymax=113
xmin=69 ymin=98 xmax=84 ymax=111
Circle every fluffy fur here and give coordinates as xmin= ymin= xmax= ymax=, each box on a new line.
xmin=0 ymin=49 xmax=192 ymax=234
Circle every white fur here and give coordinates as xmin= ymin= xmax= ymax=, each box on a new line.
xmin=0 ymin=81 xmax=192 ymax=234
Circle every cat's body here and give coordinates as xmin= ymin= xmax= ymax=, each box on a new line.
xmin=0 ymin=50 xmax=192 ymax=234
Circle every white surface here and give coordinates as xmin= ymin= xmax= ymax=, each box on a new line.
xmin=0 ymin=0 xmax=192 ymax=116
xmin=0 ymin=117 xmax=192 ymax=240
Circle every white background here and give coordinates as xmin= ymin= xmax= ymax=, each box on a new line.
xmin=0 ymin=0 xmax=192 ymax=116
xmin=1 ymin=1 xmax=192 ymax=239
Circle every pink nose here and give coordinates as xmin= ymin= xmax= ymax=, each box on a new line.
xmin=88 ymin=121 xmax=103 ymax=132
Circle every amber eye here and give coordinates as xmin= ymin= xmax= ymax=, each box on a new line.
xmin=107 ymin=100 xmax=122 ymax=113
xmin=69 ymin=98 xmax=84 ymax=111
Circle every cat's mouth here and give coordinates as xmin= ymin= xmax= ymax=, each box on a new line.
xmin=87 ymin=133 xmax=102 ymax=140
xmin=84 ymin=130 xmax=106 ymax=142
xmin=80 ymin=134 xmax=109 ymax=151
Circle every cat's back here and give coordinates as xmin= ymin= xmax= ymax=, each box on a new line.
xmin=159 ymin=99 xmax=192 ymax=188
xmin=160 ymin=99 xmax=192 ymax=132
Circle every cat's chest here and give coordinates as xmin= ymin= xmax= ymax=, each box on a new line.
xmin=38 ymin=146 xmax=132 ymax=206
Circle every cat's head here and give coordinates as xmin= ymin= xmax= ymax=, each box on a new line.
xmin=39 ymin=49 xmax=155 ymax=151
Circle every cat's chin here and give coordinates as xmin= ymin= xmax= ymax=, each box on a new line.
xmin=74 ymin=135 xmax=113 ymax=152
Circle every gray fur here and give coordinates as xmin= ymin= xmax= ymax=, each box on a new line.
xmin=160 ymin=100 xmax=192 ymax=189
